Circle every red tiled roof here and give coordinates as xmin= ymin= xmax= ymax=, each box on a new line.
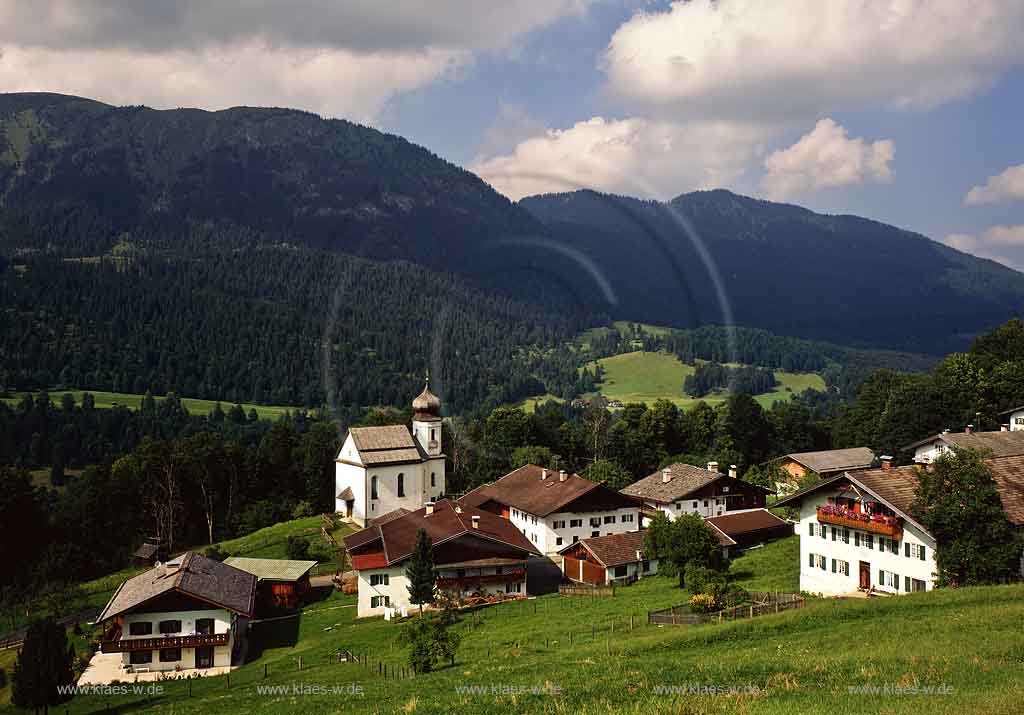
xmin=351 ymin=553 xmax=389 ymax=570
xmin=558 ymin=530 xmax=648 ymax=568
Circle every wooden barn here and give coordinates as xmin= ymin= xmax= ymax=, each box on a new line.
xmin=223 ymin=557 xmax=317 ymax=612
xmin=558 ymin=530 xmax=658 ymax=586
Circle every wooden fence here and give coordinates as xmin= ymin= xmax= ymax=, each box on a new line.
xmin=559 ymin=583 xmax=616 ymax=598
xmin=648 ymin=591 xmax=804 ymax=626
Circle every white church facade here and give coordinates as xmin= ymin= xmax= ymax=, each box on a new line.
xmin=334 ymin=380 xmax=447 ymax=527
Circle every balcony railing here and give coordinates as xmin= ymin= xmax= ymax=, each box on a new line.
xmin=817 ymin=506 xmax=903 ymax=539
xmin=436 ymin=568 xmax=526 ymax=590
xmin=100 ymin=631 xmax=230 ymax=653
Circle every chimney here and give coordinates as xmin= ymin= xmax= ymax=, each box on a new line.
xmin=425 ymin=501 xmax=434 ymax=516
xmin=707 ymin=461 xmax=719 ymax=473
xmin=559 ymin=470 xmax=567 ymax=482
xmin=1001 ymin=424 xmax=1010 ymax=432
xmin=541 ymin=469 xmax=548 ymax=480
xmin=662 ymin=468 xmax=672 ymax=484
xmin=454 ymin=505 xmax=462 ymax=514
xmin=471 ymin=515 xmax=480 ymax=529
xmin=965 ymin=424 xmax=974 ymax=435
xmin=942 ymin=428 xmax=950 ymax=434
xmin=636 ymin=550 xmax=642 ymax=561
xmin=880 ymin=455 xmax=893 ymax=471
xmin=728 ymin=464 xmax=738 ymax=479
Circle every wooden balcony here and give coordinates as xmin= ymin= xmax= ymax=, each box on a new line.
xmin=436 ymin=569 xmax=526 ymax=590
xmin=816 ymin=507 xmax=903 ymax=540
xmin=100 ymin=631 xmax=229 ymax=653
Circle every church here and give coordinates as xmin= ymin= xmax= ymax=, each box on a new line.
xmin=334 ymin=379 xmax=447 ymax=526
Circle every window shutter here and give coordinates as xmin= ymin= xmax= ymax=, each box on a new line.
xmin=831 ymin=559 xmax=836 ymax=573
xmin=808 ymin=523 xmax=814 ymax=536
xmin=809 ymin=553 xmax=814 ymax=567
xmin=878 ymin=569 xmax=885 ymax=586
xmin=919 ymin=546 xmax=926 ymax=561
xmin=905 ymin=542 xmax=910 ymax=557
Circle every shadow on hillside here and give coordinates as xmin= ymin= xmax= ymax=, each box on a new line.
xmin=304 ymin=585 xmax=334 ymax=606
xmin=246 ymin=615 xmax=301 ymax=662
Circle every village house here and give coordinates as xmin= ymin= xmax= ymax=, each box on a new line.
xmin=334 ymin=379 xmax=446 ymax=526
xmin=773 ymin=447 xmax=875 ymax=491
xmin=621 ymin=462 xmax=771 ymax=526
xmin=704 ymin=508 xmax=795 ymax=558
xmin=223 ymin=557 xmax=317 ymax=612
xmin=774 ymin=455 xmax=1024 ymax=596
xmin=906 ymin=425 xmax=1024 ymax=464
xmin=90 ymin=552 xmax=256 ymax=681
xmin=1000 ymin=405 xmax=1024 ymax=431
xmin=342 ymin=499 xmax=541 ymax=618
xmin=558 ymin=530 xmax=658 ymax=585
xmin=458 ymin=464 xmax=642 ymax=554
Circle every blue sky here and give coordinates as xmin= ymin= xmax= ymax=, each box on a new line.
xmin=2 ymin=1 xmax=1024 ymax=268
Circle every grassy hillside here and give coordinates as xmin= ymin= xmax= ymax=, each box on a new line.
xmin=10 ymin=537 xmax=1024 ymax=714
xmin=581 ymin=351 xmax=826 ymax=409
xmin=1 ymin=389 xmax=296 ymax=420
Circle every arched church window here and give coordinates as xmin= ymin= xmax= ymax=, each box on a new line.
xmin=397 ymin=473 xmax=405 ymax=497
xmin=371 ymin=476 xmax=378 ymax=500
xmin=431 ymin=472 xmax=436 ymax=488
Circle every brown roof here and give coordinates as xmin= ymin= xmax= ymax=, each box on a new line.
xmin=783 ymin=447 xmax=875 ymax=474
xmin=905 ymin=429 xmax=1024 ymax=457
xmin=774 ymin=454 xmax=1024 ymax=531
xmin=343 ymin=499 xmax=541 ymax=566
xmin=336 ymin=486 xmax=354 ymax=501
xmin=461 ymin=464 xmax=631 ymax=517
xmin=622 ymin=463 xmax=769 ymax=503
xmin=343 ymin=425 xmax=430 ymax=466
xmin=559 ymin=530 xmax=649 ymax=568
xmin=369 ymin=507 xmax=410 ymax=526
xmin=97 ymin=552 xmax=256 ymax=622
xmin=706 ymin=509 xmax=792 ymax=537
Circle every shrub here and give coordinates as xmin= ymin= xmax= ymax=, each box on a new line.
xmin=291 ymin=501 xmax=313 ymax=519
xmin=285 ymin=535 xmax=311 ymax=561
xmin=690 ymin=593 xmax=718 ymax=613
xmin=204 ymin=545 xmax=229 ymax=562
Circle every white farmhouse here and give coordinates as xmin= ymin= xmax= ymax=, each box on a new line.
xmin=621 ymin=462 xmax=771 ymax=526
xmin=906 ymin=425 xmax=1024 ymax=465
xmin=1001 ymin=404 xmax=1024 ymax=432
xmin=93 ymin=552 xmax=256 ymax=679
xmin=342 ymin=499 xmax=541 ymax=618
xmin=458 ymin=464 xmax=642 ymax=554
xmin=558 ymin=530 xmax=658 ymax=585
xmin=334 ymin=380 xmax=446 ymax=526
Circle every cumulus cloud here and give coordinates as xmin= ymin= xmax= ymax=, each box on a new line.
xmin=943 ymin=225 xmax=1024 ymax=270
xmin=0 ymin=2 xmax=588 ymax=122
xmin=965 ymin=163 xmax=1024 ymax=205
xmin=603 ymin=0 xmax=1024 ymax=119
xmin=471 ymin=116 xmax=775 ymax=201
xmin=760 ymin=119 xmax=894 ymax=200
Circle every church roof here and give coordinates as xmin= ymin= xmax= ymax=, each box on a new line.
xmin=343 ymin=425 xmax=428 ymax=466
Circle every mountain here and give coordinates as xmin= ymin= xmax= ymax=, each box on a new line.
xmin=2 ymin=92 xmax=1023 ymax=364
xmin=520 ymin=189 xmax=1024 ymax=353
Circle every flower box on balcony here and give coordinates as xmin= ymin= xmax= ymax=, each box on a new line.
xmin=816 ymin=506 xmax=903 ymax=539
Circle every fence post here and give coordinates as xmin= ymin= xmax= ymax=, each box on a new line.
xmin=630 ymin=614 xmax=634 ymax=631
xmin=264 ymin=663 xmax=268 ymax=678
xmin=298 ymin=656 xmax=302 ymax=670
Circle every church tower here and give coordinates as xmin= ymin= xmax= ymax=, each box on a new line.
xmin=411 ymin=373 xmax=442 ymax=457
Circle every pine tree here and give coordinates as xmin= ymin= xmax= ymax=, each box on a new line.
xmin=406 ymin=528 xmax=436 ymax=615
xmin=11 ymin=618 xmax=74 ymax=715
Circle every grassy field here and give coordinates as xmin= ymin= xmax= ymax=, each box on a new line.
xmin=7 ymin=536 xmax=1024 ymax=714
xmin=579 ymin=351 xmax=826 ymax=409
xmin=0 ymin=389 xmax=297 ymax=420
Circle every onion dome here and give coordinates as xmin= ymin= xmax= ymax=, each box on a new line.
xmin=412 ymin=376 xmax=441 ymax=417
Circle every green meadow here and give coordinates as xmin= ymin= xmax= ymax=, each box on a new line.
xmin=1 ymin=389 xmax=297 ymax=420
xmin=6 ymin=536 xmax=1023 ymax=714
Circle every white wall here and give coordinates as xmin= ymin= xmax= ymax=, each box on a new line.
xmin=913 ymin=439 xmax=949 ymax=464
xmin=355 ymin=563 xmax=526 ymax=618
xmin=796 ymin=494 xmax=936 ymax=596
xmin=604 ymin=559 xmax=659 ymax=585
xmin=1009 ymin=409 xmax=1024 ymax=432
xmin=510 ymin=505 xmax=640 ymax=553
xmin=119 ymin=608 xmax=233 ymax=672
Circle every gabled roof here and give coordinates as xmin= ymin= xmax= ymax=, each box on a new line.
xmin=341 ymin=425 xmax=429 ymax=466
xmin=982 ymin=455 xmax=1024 ymax=525
xmin=97 ymin=552 xmax=256 ymax=622
xmin=557 ymin=530 xmax=649 ymax=568
xmin=460 ymin=464 xmax=633 ymax=517
xmin=342 ymin=499 xmax=541 ymax=567
xmin=999 ymin=405 xmax=1024 ymax=416
xmin=223 ymin=557 xmax=317 ymax=583
xmin=782 ymin=447 xmax=875 ymax=474
xmin=706 ymin=509 xmax=792 ymax=538
xmin=369 ymin=507 xmax=410 ymax=526
xmin=904 ymin=429 xmax=1024 ymax=457
xmin=621 ymin=463 xmax=770 ymax=504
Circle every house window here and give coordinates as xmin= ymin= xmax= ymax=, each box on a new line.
xmin=397 ymin=473 xmax=405 ymax=498
xmin=431 ymin=472 xmax=436 ymax=488
xmin=159 ymin=648 xmax=182 ymax=663
xmin=196 ymin=618 xmax=214 ymax=635
xmin=831 ymin=559 xmax=849 ymax=576
xmin=573 ymin=536 xmax=579 ymax=543
xmin=831 ymin=527 xmax=837 ymax=541
xmin=592 ymin=531 xmax=600 ymax=537
xmin=158 ymin=620 xmax=182 ymax=634
xmin=854 ymin=532 xmax=860 ymax=547
xmin=556 ymin=537 xmax=563 ymax=546
xmin=369 ymin=573 xmax=390 ymax=587
xmin=604 ymin=515 xmax=616 ymax=524
xmin=128 ymin=622 xmax=153 ymax=636
xmin=590 ymin=517 xmax=601 ymax=527
xmin=910 ymin=578 xmax=926 ymax=592
xmin=371 ymin=595 xmax=391 ymax=608
xmin=820 ymin=525 xmax=826 ymax=540
xmin=129 ymin=651 xmax=153 ymax=665
xmin=879 ymin=570 xmax=899 ymax=589
xmin=614 ymin=565 xmax=627 ymax=577
xmin=842 ymin=529 xmax=849 ymax=544
xmin=553 ymin=520 xmax=566 ymax=529
xmin=371 ymin=475 xmax=378 ymax=500
xmin=808 ymin=523 xmax=815 ymax=537
xmin=809 ymin=553 xmax=826 ymax=570
xmin=641 ymin=560 xmax=651 ymax=573
xmin=570 ymin=519 xmax=582 ymax=528
xmin=692 ymin=501 xmax=698 ymax=509
xmin=703 ymin=500 xmax=709 ymax=507
xmin=676 ymin=503 xmax=682 ymax=511
xmin=430 ymin=428 xmax=436 ymax=442
xmin=906 ymin=543 xmax=927 ymax=560
xmin=622 ymin=514 xmax=634 ymax=523
xmin=865 ymin=535 xmax=874 ymax=549
xmin=505 ymin=582 xmax=522 ymax=594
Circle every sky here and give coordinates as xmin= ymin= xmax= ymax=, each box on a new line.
xmin=2 ymin=1 xmax=1024 ymax=269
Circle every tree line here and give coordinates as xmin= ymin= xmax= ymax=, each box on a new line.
xmin=683 ymin=362 xmax=778 ymax=398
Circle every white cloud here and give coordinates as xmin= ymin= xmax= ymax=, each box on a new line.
xmin=603 ymin=0 xmax=1024 ymax=119
xmin=965 ymin=163 xmax=1024 ymax=205
xmin=471 ymin=116 xmax=775 ymax=201
xmin=943 ymin=225 xmax=1024 ymax=270
xmin=761 ymin=119 xmax=894 ymax=200
xmin=0 ymin=2 xmax=588 ymax=122
xmin=475 ymin=102 xmax=547 ymax=159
